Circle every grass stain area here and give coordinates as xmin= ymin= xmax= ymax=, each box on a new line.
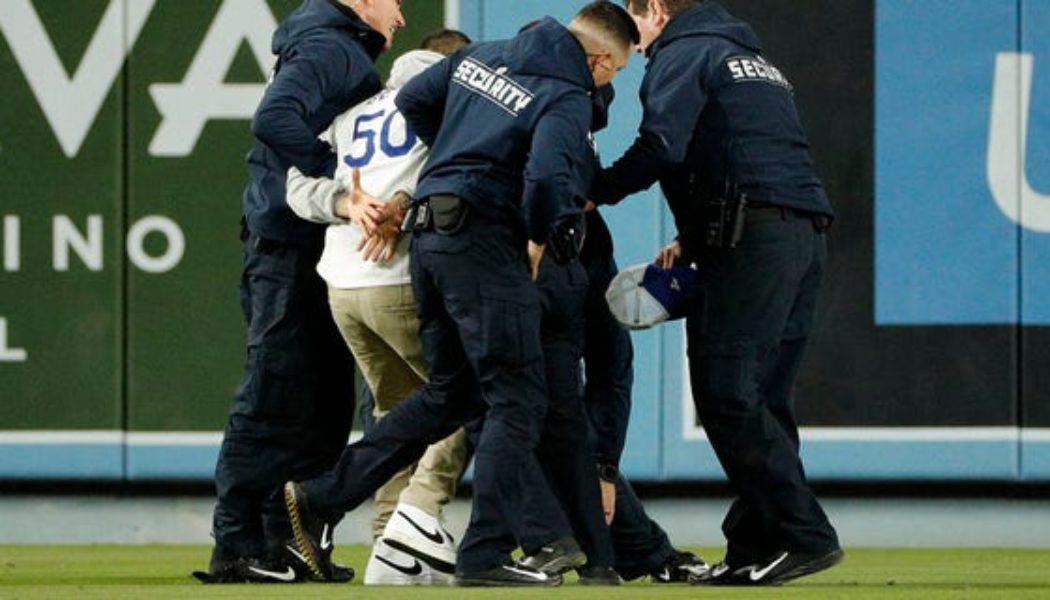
xmin=0 ymin=546 xmax=1048 ymax=599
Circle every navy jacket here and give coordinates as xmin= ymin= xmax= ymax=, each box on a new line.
xmin=591 ymin=1 xmax=832 ymax=253
xmin=396 ymin=17 xmax=594 ymax=244
xmin=243 ymin=0 xmax=385 ymax=245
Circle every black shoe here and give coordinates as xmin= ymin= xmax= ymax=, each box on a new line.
xmin=455 ymin=561 xmax=563 ymax=587
xmin=650 ymin=550 xmax=710 ymax=583
xmin=192 ymin=550 xmax=300 ymax=584
xmin=518 ymin=537 xmax=587 ymax=574
xmin=691 ymin=548 xmax=844 ymax=586
xmin=576 ymin=565 xmax=621 ymax=586
xmin=283 ymin=481 xmax=337 ymax=581
xmin=280 ymin=541 xmax=354 ymax=583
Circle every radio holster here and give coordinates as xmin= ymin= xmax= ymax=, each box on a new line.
xmin=403 ymin=195 xmax=471 ymax=234
xmin=547 ymin=215 xmax=586 ymax=265
xmin=703 ymin=190 xmax=748 ymax=249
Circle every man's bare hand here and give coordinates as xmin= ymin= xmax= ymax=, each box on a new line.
xmin=527 ymin=241 xmax=546 ymax=281
xmin=356 ymin=220 xmax=401 ymax=263
xmin=334 ymin=168 xmax=387 ymax=235
xmin=655 ymin=240 xmax=684 ymax=269
xmin=600 ymin=479 xmax=616 ymax=525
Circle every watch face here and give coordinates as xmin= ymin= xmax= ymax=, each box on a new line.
xmin=598 ymin=464 xmax=618 ymax=482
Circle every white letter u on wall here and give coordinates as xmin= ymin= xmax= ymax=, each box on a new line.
xmin=988 ymin=52 xmax=1050 ymax=232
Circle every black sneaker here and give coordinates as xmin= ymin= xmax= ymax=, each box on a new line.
xmin=518 ymin=537 xmax=587 ymax=574
xmin=192 ymin=551 xmax=299 ymax=584
xmin=650 ymin=550 xmax=710 ymax=583
xmin=455 ymin=561 xmax=563 ymax=587
xmin=576 ymin=565 xmax=622 ymax=586
xmin=283 ymin=481 xmax=337 ymax=581
xmin=281 ymin=542 xmax=355 ymax=583
xmin=691 ymin=548 xmax=844 ymax=586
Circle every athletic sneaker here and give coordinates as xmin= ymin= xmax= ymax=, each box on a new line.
xmin=650 ymin=550 xmax=710 ymax=583
xmin=455 ymin=561 xmax=563 ymax=587
xmin=281 ymin=542 xmax=355 ymax=583
xmin=576 ymin=565 xmax=622 ymax=586
xmin=283 ymin=481 xmax=337 ymax=581
xmin=519 ymin=537 xmax=587 ymax=574
xmin=691 ymin=548 xmax=844 ymax=586
xmin=364 ymin=537 xmax=453 ymax=585
xmin=192 ymin=551 xmax=299 ymax=584
xmin=381 ymin=503 xmax=457 ymax=574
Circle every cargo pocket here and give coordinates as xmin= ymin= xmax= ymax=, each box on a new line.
xmin=691 ymin=338 xmax=757 ymax=418
xmin=479 ymin=281 xmax=542 ymax=368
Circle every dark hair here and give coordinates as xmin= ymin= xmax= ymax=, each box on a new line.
xmin=577 ymin=1 xmax=640 ymax=46
xmin=624 ymin=0 xmax=702 ymax=18
xmin=419 ymin=29 xmax=472 ymax=56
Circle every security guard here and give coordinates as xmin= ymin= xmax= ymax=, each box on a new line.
xmin=198 ymin=0 xmax=403 ymax=584
xmin=283 ymin=1 xmax=640 ymax=587
xmin=591 ymin=0 xmax=842 ymax=586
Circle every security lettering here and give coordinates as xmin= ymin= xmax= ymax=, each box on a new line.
xmin=725 ymin=55 xmax=792 ymax=90
xmin=452 ymin=58 xmax=534 ymax=116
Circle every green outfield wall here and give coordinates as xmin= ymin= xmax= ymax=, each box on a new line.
xmin=0 ymin=0 xmax=444 ymax=478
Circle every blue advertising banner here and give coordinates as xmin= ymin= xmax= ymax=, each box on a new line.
xmin=876 ymin=0 xmax=1050 ymax=325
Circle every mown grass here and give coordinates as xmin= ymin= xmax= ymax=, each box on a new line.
xmin=1 ymin=546 xmax=1048 ymax=599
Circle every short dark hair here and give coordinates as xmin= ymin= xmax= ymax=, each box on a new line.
xmin=577 ymin=1 xmax=640 ymax=46
xmin=419 ymin=29 xmax=472 ymax=56
xmin=624 ymin=0 xmax=703 ymax=18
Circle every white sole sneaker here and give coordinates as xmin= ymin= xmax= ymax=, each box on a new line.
xmin=381 ymin=504 xmax=457 ymax=573
xmin=364 ymin=538 xmax=451 ymax=585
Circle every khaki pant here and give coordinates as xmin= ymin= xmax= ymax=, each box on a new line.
xmin=328 ymin=284 xmax=469 ymax=539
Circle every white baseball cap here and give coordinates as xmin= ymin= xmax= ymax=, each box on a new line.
xmin=605 ymin=263 xmax=698 ymax=330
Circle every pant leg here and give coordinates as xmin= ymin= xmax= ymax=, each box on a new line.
xmin=580 ymin=227 xmax=633 ymax=468
xmin=399 ymin=427 xmax=472 ymax=517
xmin=423 ymin=221 xmax=559 ymax=573
xmin=328 ymin=285 xmax=425 ymax=539
xmin=609 ymin=475 xmax=676 ymax=580
xmin=685 ymin=216 xmax=838 ymax=565
xmin=214 ymin=237 xmax=355 ymax=558
xmin=335 ymin=284 xmax=472 ymax=525
xmin=526 ymin=256 xmax=614 ymax=567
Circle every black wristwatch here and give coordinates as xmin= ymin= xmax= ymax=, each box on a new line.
xmin=596 ymin=463 xmax=619 ymax=483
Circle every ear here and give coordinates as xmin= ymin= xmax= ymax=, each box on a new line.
xmin=649 ymin=0 xmax=669 ymax=24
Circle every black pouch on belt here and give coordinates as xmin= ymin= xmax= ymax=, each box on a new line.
xmin=547 ymin=215 xmax=586 ymax=265
xmin=703 ymin=193 xmax=748 ymax=249
xmin=429 ymin=195 xmax=471 ymax=234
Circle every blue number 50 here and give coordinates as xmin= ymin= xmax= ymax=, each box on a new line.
xmin=343 ymin=109 xmax=417 ymax=168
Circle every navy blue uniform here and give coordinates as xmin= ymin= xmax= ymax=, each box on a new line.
xmin=298 ymin=18 xmax=594 ymax=573
xmin=212 ymin=0 xmax=384 ymax=560
xmin=520 ymin=247 xmax=615 ymax=569
xmin=581 ymin=86 xmax=679 ymax=579
xmin=592 ymin=1 xmax=839 ymax=568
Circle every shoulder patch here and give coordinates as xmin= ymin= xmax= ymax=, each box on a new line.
xmin=451 ymin=58 xmax=535 ymax=116
xmin=724 ymin=55 xmax=793 ymax=91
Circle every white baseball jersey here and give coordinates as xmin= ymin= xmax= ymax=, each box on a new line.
xmin=287 ymin=76 xmax=431 ymax=289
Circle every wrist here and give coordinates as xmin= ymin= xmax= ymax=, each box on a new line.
xmin=596 ymin=463 xmax=619 ymax=483
xmin=394 ymin=190 xmax=413 ymax=212
xmin=333 ymin=189 xmax=352 ymax=220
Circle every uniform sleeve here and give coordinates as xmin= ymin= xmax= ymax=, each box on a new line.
xmin=251 ymin=40 xmax=355 ymax=177
xmin=395 ymin=55 xmax=456 ymax=148
xmin=522 ymin=91 xmax=592 ymax=244
xmin=591 ymin=49 xmax=708 ymax=205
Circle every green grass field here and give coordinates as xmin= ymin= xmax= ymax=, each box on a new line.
xmin=1 ymin=546 xmax=1048 ymax=599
